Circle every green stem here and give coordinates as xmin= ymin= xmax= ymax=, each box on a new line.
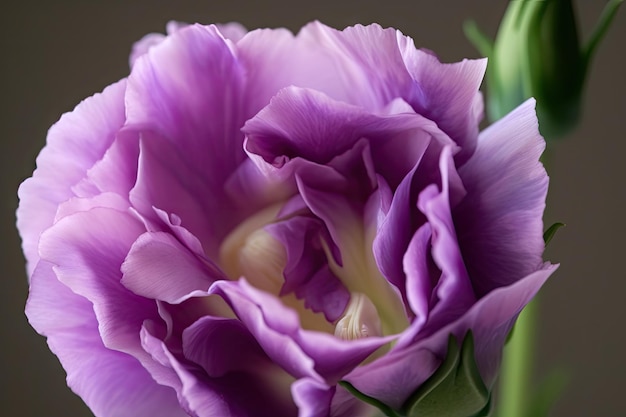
xmin=496 ymin=296 xmax=538 ymax=417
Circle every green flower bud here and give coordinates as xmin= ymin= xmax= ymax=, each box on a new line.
xmin=465 ymin=0 xmax=623 ymax=140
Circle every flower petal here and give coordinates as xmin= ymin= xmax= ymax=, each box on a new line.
xmin=17 ymin=79 xmax=126 ymax=274
xmin=244 ymin=86 xmax=437 ymax=189
xmin=121 ymin=231 xmax=224 ymax=304
xmin=129 ymin=131 xmax=241 ymax=258
xmin=211 ymin=279 xmax=393 ymax=383
xmin=416 ymin=146 xmax=474 ymax=328
xmin=346 ymin=263 xmax=557 ymax=409
xmin=38 ymin=206 xmax=156 ymax=358
xmin=126 ymin=24 xmax=253 ymax=251
xmin=182 ymin=316 xmax=267 ymax=378
xmin=292 ymin=378 xmax=334 ymax=417
xmin=454 ymin=99 xmax=549 ymax=296
xmin=26 ymin=261 xmax=185 ymax=417
xmin=209 ymin=279 xmax=319 ymax=380
xmin=266 ymin=215 xmax=350 ymax=322
xmin=299 ymin=22 xmax=486 ymax=161
xmin=126 ymin=24 xmax=246 ymax=185
xmin=140 ymin=323 xmax=234 ymax=417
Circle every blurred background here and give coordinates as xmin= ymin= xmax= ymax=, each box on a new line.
xmin=0 ymin=1 xmax=623 ymax=416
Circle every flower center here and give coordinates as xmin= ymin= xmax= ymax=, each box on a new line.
xmin=334 ymin=292 xmax=382 ymax=340
xmin=218 ymin=205 xmax=334 ymax=333
xmin=321 ymin=218 xmax=409 ymax=336
xmin=218 ymin=203 xmax=406 ymax=339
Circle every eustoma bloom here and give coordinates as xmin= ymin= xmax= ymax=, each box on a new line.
xmin=18 ymin=21 xmax=557 ymax=417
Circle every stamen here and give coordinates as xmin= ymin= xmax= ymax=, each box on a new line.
xmin=335 ymin=293 xmax=382 ymax=340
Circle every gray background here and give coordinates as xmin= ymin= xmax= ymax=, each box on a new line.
xmin=1 ymin=1 xmax=624 ymax=416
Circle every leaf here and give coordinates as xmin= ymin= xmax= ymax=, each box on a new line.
xmin=402 ymin=332 xmax=492 ymax=417
xmin=543 ymin=222 xmax=565 ymax=246
xmin=583 ymin=0 xmax=623 ymax=72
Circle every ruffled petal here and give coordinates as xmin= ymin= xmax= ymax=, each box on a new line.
xmin=295 ymin=22 xmax=415 ymax=110
xmin=345 ymin=263 xmax=557 ymax=409
xmin=210 ymin=279 xmax=393 ymax=383
xmin=402 ymin=223 xmax=435 ymax=327
xmin=17 ymin=79 xmax=127 ymax=275
xmin=126 ymin=24 xmax=252 ymax=250
xmin=130 ymin=21 xmax=247 ymax=69
xmin=266 ymin=215 xmax=350 ymax=322
xmin=399 ymin=47 xmax=486 ymax=163
xmin=292 ymin=378 xmax=334 ymax=417
xmin=416 ymin=147 xmax=474 ymax=328
xmin=209 ymin=279 xmax=320 ymax=380
xmin=130 ymin=131 xmax=242 ymax=257
xmin=182 ymin=316 xmax=298 ymax=416
xmin=454 ymin=99 xmax=549 ymax=296
xmin=26 ymin=261 xmax=185 ymax=417
xmin=71 ymin=129 xmax=141 ymax=199
xmin=298 ymin=22 xmax=485 ymax=161
xmin=126 ymin=24 xmax=246 ymax=185
xmin=244 ymin=87 xmax=437 ymax=189
xmin=121 ymin=231 xmax=225 ymax=304
xmin=38 ymin=206 xmax=157 ymax=358
xmin=140 ymin=323 xmax=234 ymax=417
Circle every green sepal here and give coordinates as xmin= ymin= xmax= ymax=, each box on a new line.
xmin=543 ymin=222 xmax=565 ymax=247
xmin=401 ymin=332 xmax=492 ymax=417
xmin=338 ymin=381 xmax=401 ymax=417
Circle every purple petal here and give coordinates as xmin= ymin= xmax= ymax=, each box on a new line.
xmin=214 ymin=22 xmax=248 ymax=42
xmin=416 ymin=146 xmax=474 ymax=328
xmin=373 ymin=136 xmax=460 ymax=306
xmin=129 ymin=33 xmax=165 ymax=68
xmin=26 ymin=261 xmax=186 ymax=417
xmin=292 ymin=378 xmax=334 ymax=417
xmin=236 ymin=25 xmax=358 ymax=114
xmin=54 ymin=192 xmax=129 ymax=223
xmin=211 ymin=279 xmax=393 ymax=383
xmin=126 ymin=24 xmax=246 ymax=185
xmin=126 ymin=24 xmax=253 ymax=250
xmin=402 ymin=223 xmax=436 ymax=327
xmin=343 ymin=341 xmax=440 ymax=410
xmin=454 ymin=99 xmax=549 ymax=296
xmin=400 ymin=47 xmax=487 ymax=163
xmin=182 ymin=316 xmax=267 ymax=378
xmin=266 ymin=215 xmax=350 ymax=322
xmin=140 ymin=323 xmax=234 ymax=417
xmin=38 ymin=207 xmax=157 ymax=358
xmin=295 ymin=22 xmax=414 ymax=110
xmin=72 ymin=128 xmax=140 ymax=199
xmin=130 ymin=21 xmax=247 ymax=69
xmin=244 ymin=87 xmax=438 ymax=189
xmin=209 ymin=279 xmax=319 ymax=380
xmin=373 ymin=163 xmax=420 ymax=296
xmin=17 ymin=79 xmax=126 ymax=275
xmin=121 ymin=231 xmax=225 ymax=304
xmin=298 ymin=22 xmax=485 ymax=161
xmin=129 ymin=131 xmax=239 ymax=258
xmin=143 ymin=316 xmax=299 ymax=417
xmin=347 ymin=263 xmax=557 ymax=408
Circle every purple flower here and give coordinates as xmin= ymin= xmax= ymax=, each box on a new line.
xmin=18 ymin=22 xmax=556 ymax=417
